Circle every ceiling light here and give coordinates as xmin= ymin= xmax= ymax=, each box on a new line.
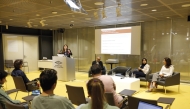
xmin=94 ymin=11 xmax=99 ymax=19
xmin=166 ymin=17 xmax=170 ymax=18
xmin=33 ymin=25 xmax=38 ymax=27
xmin=137 ymin=21 xmax=144 ymax=22
xmin=25 ymin=26 xmax=27 ymax=27
xmin=94 ymin=2 xmax=104 ymax=5
xmin=152 ymin=9 xmax=157 ymax=11
xmin=27 ymin=21 xmax=32 ymax=28
xmin=85 ymin=18 xmax=91 ymax=20
xmin=71 ymin=21 xmax=74 ymax=22
xmin=102 ymin=8 xmax=107 ymax=19
xmin=65 ymin=0 xmax=80 ymax=9
xmin=186 ymin=37 xmax=189 ymax=40
xmin=6 ymin=25 xmax=8 ymax=29
xmin=36 ymin=14 xmax=40 ymax=16
xmin=0 ymin=21 xmax=1 ymax=23
xmin=72 ymin=15 xmax=75 ymax=17
xmin=182 ymin=4 xmax=190 ymax=7
xmin=9 ymin=19 xmax=13 ymax=20
xmin=40 ymin=20 xmax=46 ymax=27
xmin=116 ymin=5 xmax=122 ymax=17
xmin=45 ymin=24 xmax=48 ymax=25
xmin=140 ymin=4 xmax=148 ymax=6
xmin=52 ymin=11 xmax=58 ymax=14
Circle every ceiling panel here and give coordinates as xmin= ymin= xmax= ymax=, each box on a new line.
xmin=138 ymin=6 xmax=171 ymax=14
xmin=159 ymin=0 xmax=190 ymax=5
xmin=0 ymin=6 xmax=31 ymax=15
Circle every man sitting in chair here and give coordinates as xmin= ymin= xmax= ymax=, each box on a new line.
xmin=91 ymin=57 xmax=106 ymax=75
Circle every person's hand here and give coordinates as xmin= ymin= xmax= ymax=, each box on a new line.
xmin=138 ymin=67 xmax=141 ymax=70
xmin=159 ymin=74 xmax=164 ymax=77
xmin=68 ymin=49 xmax=71 ymax=53
xmin=58 ymin=50 xmax=60 ymax=53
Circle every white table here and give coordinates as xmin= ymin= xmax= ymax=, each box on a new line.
xmin=111 ymin=76 xmax=140 ymax=93
xmin=38 ymin=60 xmax=53 ymax=69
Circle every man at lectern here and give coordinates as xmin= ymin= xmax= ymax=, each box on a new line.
xmin=92 ymin=57 xmax=106 ymax=75
xmin=58 ymin=44 xmax=72 ymax=58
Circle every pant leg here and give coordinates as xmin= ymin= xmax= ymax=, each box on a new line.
xmin=133 ymin=71 xmax=146 ymax=78
xmin=152 ymin=73 xmax=159 ymax=82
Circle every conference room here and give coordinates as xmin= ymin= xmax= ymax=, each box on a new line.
xmin=0 ymin=0 xmax=190 ymax=109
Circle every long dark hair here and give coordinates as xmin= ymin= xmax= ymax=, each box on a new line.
xmin=62 ymin=44 xmax=68 ymax=53
xmin=164 ymin=57 xmax=172 ymax=68
xmin=87 ymin=78 xmax=106 ymax=109
xmin=140 ymin=58 xmax=147 ymax=68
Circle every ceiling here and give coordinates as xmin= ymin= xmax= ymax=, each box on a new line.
xmin=0 ymin=0 xmax=190 ymax=30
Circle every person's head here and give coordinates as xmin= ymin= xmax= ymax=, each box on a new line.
xmin=87 ymin=78 xmax=105 ymax=109
xmin=63 ymin=44 xmax=68 ymax=50
xmin=91 ymin=64 xmax=102 ymax=75
xmin=163 ymin=57 xmax=172 ymax=68
xmin=96 ymin=57 xmax=101 ymax=62
xmin=14 ymin=59 xmax=23 ymax=69
xmin=142 ymin=58 xmax=147 ymax=64
xmin=39 ymin=69 xmax=57 ymax=92
xmin=0 ymin=70 xmax=8 ymax=85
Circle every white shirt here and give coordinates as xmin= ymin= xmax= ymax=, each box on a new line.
xmin=159 ymin=65 xmax=174 ymax=77
xmin=140 ymin=64 xmax=150 ymax=74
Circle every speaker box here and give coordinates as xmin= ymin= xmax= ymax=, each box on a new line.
xmin=188 ymin=15 xmax=190 ymax=21
xmin=60 ymin=28 xmax=65 ymax=33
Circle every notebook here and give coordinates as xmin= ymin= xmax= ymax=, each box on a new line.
xmin=138 ymin=101 xmax=163 ymax=109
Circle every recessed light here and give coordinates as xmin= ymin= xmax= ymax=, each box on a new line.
xmin=72 ymin=15 xmax=75 ymax=17
xmin=94 ymin=2 xmax=104 ymax=6
xmin=152 ymin=9 xmax=157 ymax=11
xmin=33 ymin=25 xmax=38 ymax=27
xmin=36 ymin=14 xmax=40 ymax=16
xmin=0 ymin=21 xmax=1 ymax=23
xmin=9 ymin=19 xmax=13 ymax=20
xmin=166 ymin=17 xmax=170 ymax=18
xmin=45 ymin=24 xmax=48 ymax=25
xmin=50 ymin=29 xmax=52 ymax=30
xmin=25 ymin=26 xmax=27 ymax=27
xmin=140 ymin=4 xmax=148 ymax=6
xmin=71 ymin=21 xmax=74 ymax=22
xmin=52 ymin=11 xmax=57 ymax=14
xmin=182 ymin=4 xmax=190 ymax=7
xmin=85 ymin=18 xmax=91 ymax=20
xmin=137 ymin=21 xmax=144 ymax=22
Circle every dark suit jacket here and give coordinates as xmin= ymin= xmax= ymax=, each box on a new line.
xmin=92 ymin=61 xmax=104 ymax=70
xmin=59 ymin=49 xmax=72 ymax=58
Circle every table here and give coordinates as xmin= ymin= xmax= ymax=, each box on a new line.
xmin=105 ymin=59 xmax=119 ymax=69
xmin=111 ymin=76 xmax=140 ymax=93
xmin=38 ymin=60 xmax=53 ymax=69
xmin=157 ymin=97 xmax=175 ymax=109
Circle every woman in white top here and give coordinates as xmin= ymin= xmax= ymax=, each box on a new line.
xmin=147 ymin=57 xmax=174 ymax=92
xmin=133 ymin=58 xmax=150 ymax=78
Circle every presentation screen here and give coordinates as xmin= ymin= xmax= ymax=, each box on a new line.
xmin=95 ymin=26 xmax=141 ymax=55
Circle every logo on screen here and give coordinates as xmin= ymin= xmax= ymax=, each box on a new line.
xmin=54 ymin=61 xmax=63 ymax=68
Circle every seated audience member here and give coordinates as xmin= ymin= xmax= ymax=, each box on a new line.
xmin=11 ymin=60 xmax=39 ymax=90
xmin=77 ymin=78 xmax=119 ymax=109
xmin=31 ymin=69 xmax=75 ymax=109
xmin=91 ymin=57 xmax=106 ymax=75
xmin=131 ymin=58 xmax=150 ymax=78
xmin=146 ymin=57 xmax=174 ymax=92
xmin=0 ymin=70 xmax=28 ymax=109
xmin=91 ymin=64 xmax=126 ymax=108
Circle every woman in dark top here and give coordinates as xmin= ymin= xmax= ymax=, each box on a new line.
xmin=58 ymin=44 xmax=72 ymax=58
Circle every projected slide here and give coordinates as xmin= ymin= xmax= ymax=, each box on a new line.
xmin=101 ymin=27 xmax=131 ymax=54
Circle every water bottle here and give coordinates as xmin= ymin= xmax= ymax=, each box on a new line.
xmin=133 ymin=73 xmax=136 ymax=78
xmin=131 ymin=73 xmax=133 ymax=78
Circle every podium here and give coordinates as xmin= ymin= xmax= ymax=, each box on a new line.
xmin=52 ymin=56 xmax=75 ymax=81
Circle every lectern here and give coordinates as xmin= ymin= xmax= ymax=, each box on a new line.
xmin=52 ymin=56 xmax=75 ymax=81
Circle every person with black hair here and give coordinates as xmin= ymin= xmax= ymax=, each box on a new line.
xmin=90 ymin=64 xmax=127 ymax=108
xmin=131 ymin=58 xmax=150 ymax=78
xmin=58 ymin=44 xmax=72 ymax=58
xmin=31 ymin=69 xmax=74 ymax=109
xmin=146 ymin=57 xmax=174 ymax=92
xmin=0 ymin=70 xmax=28 ymax=109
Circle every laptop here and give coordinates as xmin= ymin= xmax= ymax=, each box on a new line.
xmin=138 ymin=101 xmax=163 ymax=109
xmin=57 ymin=54 xmax=66 ymax=57
xmin=42 ymin=57 xmax=47 ymax=60
xmin=32 ymin=90 xmax=41 ymax=96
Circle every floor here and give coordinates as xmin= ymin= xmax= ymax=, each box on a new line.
xmin=5 ymin=71 xmax=190 ymax=109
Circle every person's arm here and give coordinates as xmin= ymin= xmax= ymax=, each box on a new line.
xmin=68 ymin=49 xmax=72 ymax=55
xmin=159 ymin=66 xmax=164 ymax=76
xmin=20 ymin=71 xmax=30 ymax=83
xmin=164 ymin=65 xmax=174 ymax=77
xmin=141 ymin=64 xmax=150 ymax=74
xmin=62 ymin=98 xmax=75 ymax=109
xmin=0 ymin=89 xmax=20 ymax=104
xmin=99 ymin=61 xmax=104 ymax=69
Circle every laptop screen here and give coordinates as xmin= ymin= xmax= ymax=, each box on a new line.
xmin=32 ymin=90 xmax=41 ymax=96
xmin=138 ymin=101 xmax=163 ymax=109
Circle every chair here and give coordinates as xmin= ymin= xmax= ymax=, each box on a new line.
xmin=65 ymin=84 xmax=88 ymax=106
xmin=5 ymin=89 xmax=20 ymax=100
xmin=4 ymin=60 xmax=14 ymax=73
xmin=148 ymin=72 xmax=180 ymax=94
xmin=107 ymin=66 xmax=132 ymax=76
xmin=12 ymin=76 xmax=38 ymax=95
xmin=105 ymin=93 xmax=115 ymax=106
xmin=128 ymin=96 xmax=158 ymax=109
xmin=5 ymin=101 xmax=26 ymax=109
xmin=138 ymin=69 xmax=152 ymax=87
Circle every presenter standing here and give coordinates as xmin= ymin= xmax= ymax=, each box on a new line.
xmin=58 ymin=44 xmax=72 ymax=58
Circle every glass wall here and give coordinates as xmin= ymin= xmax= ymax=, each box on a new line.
xmin=53 ymin=18 xmax=190 ymax=82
